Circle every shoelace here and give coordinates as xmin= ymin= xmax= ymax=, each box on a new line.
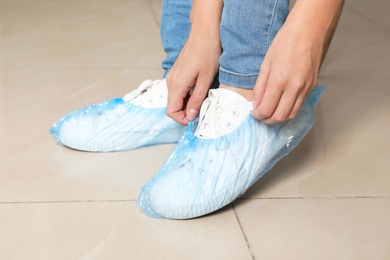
xmin=195 ymin=91 xmax=238 ymax=138
xmin=123 ymin=79 xmax=166 ymax=105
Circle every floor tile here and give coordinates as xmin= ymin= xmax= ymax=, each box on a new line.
xmin=346 ymin=0 xmax=390 ymax=34
xmin=1 ymin=0 xmax=390 ymax=259
xmin=0 ymin=67 xmax=172 ymax=202
xmin=321 ymin=4 xmax=390 ymax=71
xmin=234 ymin=198 xmax=390 ymax=260
xmin=150 ymin=0 xmax=162 ymax=25
xmin=0 ymin=202 xmax=252 ymax=259
xmin=244 ymin=70 xmax=390 ymax=198
xmin=0 ymin=0 xmax=164 ymax=68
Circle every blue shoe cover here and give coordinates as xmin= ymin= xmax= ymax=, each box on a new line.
xmin=137 ymin=86 xmax=325 ymax=219
xmin=50 ymin=80 xmax=185 ymax=152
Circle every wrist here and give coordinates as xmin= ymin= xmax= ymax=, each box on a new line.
xmin=287 ymin=0 xmax=344 ymax=41
xmin=189 ymin=0 xmax=222 ymax=40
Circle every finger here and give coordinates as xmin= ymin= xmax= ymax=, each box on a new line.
xmin=287 ymin=93 xmax=306 ymax=120
xmin=185 ymin=77 xmax=211 ymax=121
xmin=169 ymin=110 xmax=189 ymax=126
xmin=166 ymin=96 xmax=189 ymax=126
xmin=252 ymin=78 xmax=283 ymax=121
xmin=166 ymin=84 xmax=191 ymax=126
xmin=253 ymin=65 xmax=270 ymax=110
xmin=262 ymin=91 xmax=297 ymax=124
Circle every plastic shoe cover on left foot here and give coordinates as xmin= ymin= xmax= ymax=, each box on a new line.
xmin=137 ymin=86 xmax=325 ymax=219
xmin=50 ymin=79 xmax=185 ymax=152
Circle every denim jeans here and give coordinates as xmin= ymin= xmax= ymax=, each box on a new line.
xmin=160 ymin=0 xmax=290 ymax=89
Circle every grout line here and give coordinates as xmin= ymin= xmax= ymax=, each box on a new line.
xmin=232 ymin=204 xmax=255 ymax=260
xmin=147 ymin=0 xmax=161 ymax=27
xmin=1 ymin=196 xmax=388 ymax=205
xmin=2 ymin=196 xmax=389 ymax=205
xmin=239 ymin=196 xmax=390 ymax=200
xmin=345 ymin=2 xmax=390 ymax=36
xmin=0 ymin=199 xmax=135 ymax=204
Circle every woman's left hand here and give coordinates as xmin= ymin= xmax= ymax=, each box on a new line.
xmin=252 ymin=0 xmax=344 ymax=124
xmin=252 ymin=22 xmax=322 ymax=124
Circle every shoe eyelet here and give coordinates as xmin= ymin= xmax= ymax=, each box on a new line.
xmin=233 ymin=110 xmax=240 ymax=117
xmin=226 ymin=122 xmax=232 ymax=128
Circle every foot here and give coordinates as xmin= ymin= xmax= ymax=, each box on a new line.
xmin=137 ymin=86 xmax=324 ymax=219
xmin=219 ymin=84 xmax=254 ymax=101
xmin=50 ymin=79 xmax=186 ymax=152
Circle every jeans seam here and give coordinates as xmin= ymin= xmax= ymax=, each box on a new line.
xmin=219 ymin=67 xmax=259 ymax=78
xmin=267 ymin=0 xmax=279 ymax=45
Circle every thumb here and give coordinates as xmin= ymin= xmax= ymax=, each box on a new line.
xmin=253 ymin=67 xmax=269 ymax=109
xmin=185 ymin=79 xmax=210 ymax=121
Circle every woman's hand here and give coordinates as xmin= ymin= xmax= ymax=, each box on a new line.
xmin=252 ymin=0 xmax=344 ymax=124
xmin=252 ymin=24 xmax=322 ymax=124
xmin=166 ymin=33 xmax=221 ymax=126
xmin=166 ymin=0 xmax=223 ymax=126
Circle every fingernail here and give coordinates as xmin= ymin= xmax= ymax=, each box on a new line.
xmin=186 ymin=109 xmax=198 ymax=121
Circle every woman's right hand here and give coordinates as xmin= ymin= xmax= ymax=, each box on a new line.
xmin=166 ymin=33 xmax=221 ymax=126
xmin=165 ymin=0 xmax=223 ymax=126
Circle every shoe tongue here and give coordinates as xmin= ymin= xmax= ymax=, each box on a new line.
xmin=153 ymin=79 xmax=168 ymax=93
xmin=124 ymin=79 xmax=168 ymax=108
xmin=195 ymin=88 xmax=252 ymax=139
xmin=208 ymin=88 xmax=249 ymax=108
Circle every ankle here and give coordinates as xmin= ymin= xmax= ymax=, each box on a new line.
xmin=219 ymin=84 xmax=253 ymax=101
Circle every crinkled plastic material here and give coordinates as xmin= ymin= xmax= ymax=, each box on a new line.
xmin=50 ymin=98 xmax=185 ymax=152
xmin=137 ymin=86 xmax=325 ymax=219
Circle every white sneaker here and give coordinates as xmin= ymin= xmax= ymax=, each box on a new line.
xmin=50 ymin=79 xmax=185 ymax=152
xmin=137 ymin=86 xmax=324 ymax=219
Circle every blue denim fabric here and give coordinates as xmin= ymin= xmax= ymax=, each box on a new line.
xmin=160 ymin=0 xmax=290 ymax=89
xmin=161 ymin=0 xmax=192 ymax=77
xmin=219 ymin=0 xmax=290 ymax=89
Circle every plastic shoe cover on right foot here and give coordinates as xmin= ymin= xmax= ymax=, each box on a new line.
xmin=137 ymin=86 xmax=325 ymax=219
xmin=50 ymin=79 xmax=185 ymax=152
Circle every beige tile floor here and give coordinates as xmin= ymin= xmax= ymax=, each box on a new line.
xmin=0 ymin=0 xmax=389 ymax=259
